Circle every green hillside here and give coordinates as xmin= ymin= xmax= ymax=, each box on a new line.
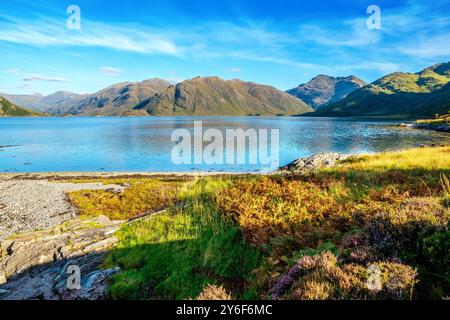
xmin=312 ymin=62 xmax=450 ymax=118
xmin=0 ymin=96 xmax=42 ymax=116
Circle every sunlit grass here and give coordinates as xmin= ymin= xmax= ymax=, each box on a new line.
xmin=330 ymin=146 xmax=449 ymax=172
xmin=416 ymin=114 xmax=450 ymax=124
xmin=104 ymin=178 xmax=263 ymax=300
xmin=68 ymin=178 xmax=182 ymax=220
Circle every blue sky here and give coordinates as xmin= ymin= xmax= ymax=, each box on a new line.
xmin=0 ymin=0 xmax=449 ymax=95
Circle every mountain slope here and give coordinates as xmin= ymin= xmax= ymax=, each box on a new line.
xmin=68 ymin=78 xmax=171 ymax=116
xmin=0 ymin=96 xmax=42 ymax=116
xmin=135 ymin=76 xmax=313 ymax=116
xmin=312 ymin=62 xmax=450 ymax=118
xmin=287 ymin=75 xmax=366 ymax=110
xmin=1 ymin=91 xmax=87 ymax=113
xmin=42 ymin=92 xmax=89 ymax=114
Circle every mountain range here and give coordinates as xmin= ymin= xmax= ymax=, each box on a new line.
xmin=66 ymin=78 xmax=172 ymax=116
xmin=312 ymin=62 xmax=450 ymax=118
xmin=286 ymin=75 xmax=366 ymax=110
xmin=1 ymin=77 xmax=312 ymax=116
xmin=1 ymin=62 xmax=449 ymax=118
xmin=0 ymin=91 xmax=88 ymax=113
xmin=134 ymin=76 xmax=312 ymax=116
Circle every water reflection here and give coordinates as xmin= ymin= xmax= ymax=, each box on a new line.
xmin=0 ymin=117 xmax=447 ymax=172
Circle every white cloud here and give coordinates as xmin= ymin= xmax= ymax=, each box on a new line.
xmin=346 ymin=62 xmax=401 ymax=74
xmin=0 ymin=15 xmax=179 ymax=55
xmin=99 ymin=66 xmax=123 ymax=76
xmin=22 ymin=74 xmax=70 ymax=82
xmin=228 ymin=67 xmax=241 ymax=72
xmin=397 ymin=34 xmax=450 ymax=58
xmin=298 ymin=19 xmax=381 ymax=48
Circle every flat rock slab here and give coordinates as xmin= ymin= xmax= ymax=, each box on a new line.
xmin=0 ymin=215 xmax=123 ymax=300
xmin=0 ymin=180 xmax=123 ymax=241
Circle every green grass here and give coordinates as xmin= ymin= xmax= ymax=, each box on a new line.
xmin=103 ymin=178 xmax=263 ymax=300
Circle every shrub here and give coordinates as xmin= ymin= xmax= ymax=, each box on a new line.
xmin=196 ymin=284 xmax=233 ymax=300
xmin=217 ymin=177 xmax=355 ymax=249
xmin=270 ymin=251 xmax=417 ymax=300
xmin=366 ymin=197 xmax=449 ymax=261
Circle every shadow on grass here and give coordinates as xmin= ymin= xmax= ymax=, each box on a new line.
xmin=0 ymin=235 xmax=260 ymax=301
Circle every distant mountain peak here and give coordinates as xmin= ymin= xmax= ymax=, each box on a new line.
xmin=312 ymin=62 xmax=450 ymax=118
xmin=286 ymin=74 xmax=366 ymax=110
xmin=66 ymin=78 xmax=172 ymax=116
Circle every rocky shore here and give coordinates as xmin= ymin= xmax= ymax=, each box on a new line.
xmin=0 ymin=215 xmax=123 ymax=300
xmin=398 ymin=118 xmax=450 ymax=133
xmin=411 ymin=122 xmax=450 ymax=133
xmin=0 ymin=179 xmax=124 ymax=241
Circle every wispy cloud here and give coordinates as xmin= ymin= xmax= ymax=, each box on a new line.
xmin=22 ymin=74 xmax=70 ymax=82
xmin=0 ymin=15 xmax=179 ymax=55
xmin=344 ymin=62 xmax=402 ymax=74
xmin=397 ymin=34 xmax=450 ymax=59
xmin=298 ymin=19 xmax=381 ymax=48
xmin=228 ymin=67 xmax=241 ymax=72
xmin=17 ymin=82 xmax=36 ymax=89
xmin=99 ymin=66 xmax=123 ymax=76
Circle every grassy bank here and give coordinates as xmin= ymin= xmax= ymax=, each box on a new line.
xmin=69 ymin=146 xmax=450 ymax=300
xmin=414 ymin=114 xmax=450 ymax=132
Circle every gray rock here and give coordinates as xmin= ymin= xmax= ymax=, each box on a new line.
xmin=277 ymin=152 xmax=350 ymax=174
xmin=0 ymin=215 xmax=123 ymax=300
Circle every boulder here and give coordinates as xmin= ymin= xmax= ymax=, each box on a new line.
xmin=277 ymin=152 xmax=350 ymax=174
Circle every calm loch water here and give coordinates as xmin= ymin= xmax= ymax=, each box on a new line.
xmin=0 ymin=117 xmax=448 ymax=172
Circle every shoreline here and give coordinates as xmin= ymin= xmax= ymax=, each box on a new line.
xmin=0 ymin=171 xmax=258 ymax=181
xmin=0 ymin=145 xmax=447 ymax=180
